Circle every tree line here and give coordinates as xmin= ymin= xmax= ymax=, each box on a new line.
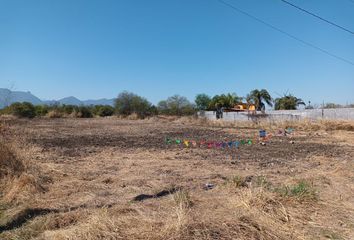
xmin=0 ymin=89 xmax=316 ymax=119
xmin=195 ymin=89 xmax=305 ymax=111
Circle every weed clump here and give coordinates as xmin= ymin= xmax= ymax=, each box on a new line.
xmin=173 ymin=190 xmax=192 ymax=209
xmin=226 ymin=175 xmax=245 ymax=188
xmin=276 ymin=180 xmax=318 ymax=202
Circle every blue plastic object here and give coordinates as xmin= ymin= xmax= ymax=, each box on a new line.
xmin=259 ymin=130 xmax=266 ymax=138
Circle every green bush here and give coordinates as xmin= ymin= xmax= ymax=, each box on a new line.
xmin=148 ymin=105 xmax=158 ymax=116
xmin=34 ymin=105 xmax=49 ymax=116
xmin=62 ymin=105 xmax=78 ymax=115
xmin=93 ymin=105 xmax=114 ymax=117
xmin=7 ymin=102 xmax=36 ymax=118
xmin=76 ymin=106 xmax=93 ymax=118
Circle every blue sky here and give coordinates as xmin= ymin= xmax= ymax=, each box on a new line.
xmin=1 ymin=0 xmax=353 ymax=105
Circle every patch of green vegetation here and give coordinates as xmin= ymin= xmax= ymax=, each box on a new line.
xmin=223 ymin=175 xmax=274 ymax=190
xmin=254 ymin=176 xmax=272 ymax=190
xmin=225 ymin=175 xmax=244 ymax=188
xmin=276 ymin=180 xmax=318 ymax=201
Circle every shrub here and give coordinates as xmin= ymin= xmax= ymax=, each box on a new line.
xmin=62 ymin=105 xmax=78 ymax=115
xmin=76 ymin=106 xmax=93 ymax=118
xmin=34 ymin=105 xmax=49 ymax=117
xmin=148 ymin=105 xmax=158 ymax=116
xmin=7 ymin=102 xmax=36 ymax=118
xmin=93 ymin=105 xmax=115 ymax=117
xmin=115 ymin=91 xmax=152 ymax=118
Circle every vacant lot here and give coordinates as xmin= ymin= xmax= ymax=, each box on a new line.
xmin=1 ymin=117 xmax=354 ymax=239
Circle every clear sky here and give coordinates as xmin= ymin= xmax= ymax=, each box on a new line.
xmin=1 ymin=0 xmax=353 ymax=105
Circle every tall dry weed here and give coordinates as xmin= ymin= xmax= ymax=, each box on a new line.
xmin=0 ymin=142 xmax=25 ymax=180
xmin=0 ymin=127 xmax=42 ymax=204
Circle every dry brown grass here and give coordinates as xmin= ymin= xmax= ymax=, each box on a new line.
xmin=0 ymin=118 xmax=353 ymax=239
xmin=186 ymin=117 xmax=354 ymax=133
xmin=46 ymin=110 xmax=64 ymax=118
xmin=30 ymin=189 xmax=295 ymax=240
xmin=126 ymin=113 xmax=139 ymax=120
xmin=0 ymin=142 xmax=25 ymax=180
xmin=0 ymin=126 xmax=46 ymax=231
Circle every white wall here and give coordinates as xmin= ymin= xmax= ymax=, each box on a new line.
xmin=199 ymin=108 xmax=354 ymax=121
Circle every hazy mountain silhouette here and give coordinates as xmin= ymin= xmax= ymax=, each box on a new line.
xmin=82 ymin=98 xmax=115 ymax=106
xmin=57 ymin=96 xmax=82 ymax=105
xmin=0 ymin=88 xmax=42 ymax=108
xmin=0 ymin=88 xmax=115 ymax=108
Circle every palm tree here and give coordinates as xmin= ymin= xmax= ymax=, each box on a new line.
xmin=247 ymin=89 xmax=273 ymax=111
xmin=208 ymin=93 xmax=242 ymax=110
xmin=274 ymin=94 xmax=305 ymax=110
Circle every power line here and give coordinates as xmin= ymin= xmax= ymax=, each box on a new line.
xmin=216 ymin=0 xmax=354 ymax=66
xmin=279 ymin=0 xmax=354 ymax=35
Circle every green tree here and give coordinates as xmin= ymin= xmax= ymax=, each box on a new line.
xmin=209 ymin=93 xmax=242 ymax=110
xmin=115 ymin=91 xmax=152 ymax=118
xmin=195 ymin=94 xmax=211 ymax=111
xmin=274 ymin=94 xmax=305 ymax=110
xmin=247 ymin=89 xmax=273 ymax=111
xmin=158 ymin=95 xmax=195 ymax=116
xmin=324 ymin=103 xmax=342 ymax=109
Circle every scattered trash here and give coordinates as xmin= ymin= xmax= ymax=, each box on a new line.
xmin=204 ymin=183 xmax=214 ymax=190
xmin=277 ymin=129 xmax=285 ymax=136
xmin=165 ymin=127 xmax=295 ymax=149
xmin=286 ymin=128 xmax=294 ymax=134
xmin=259 ymin=130 xmax=267 ymax=138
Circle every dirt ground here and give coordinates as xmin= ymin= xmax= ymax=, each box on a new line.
xmin=0 ymin=117 xmax=354 ymax=239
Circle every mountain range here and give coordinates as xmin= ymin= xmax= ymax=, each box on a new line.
xmin=0 ymin=88 xmax=115 ymax=108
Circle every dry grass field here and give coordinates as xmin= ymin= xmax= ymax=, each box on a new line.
xmin=0 ymin=117 xmax=354 ymax=239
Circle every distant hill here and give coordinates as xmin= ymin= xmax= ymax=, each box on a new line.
xmin=0 ymin=88 xmax=43 ymax=108
xmin=0 ymin=88 xmax=115 ymax=108
xmin=83 ymin=98 xmax=115 ymax=106
xmin=57 ymin=96 xmax=83 ymax=106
